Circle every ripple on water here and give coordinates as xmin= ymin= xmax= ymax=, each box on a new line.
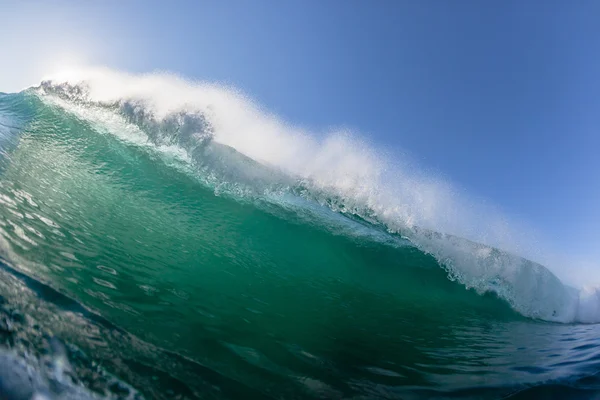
xmin=225 ymin=343 xmax=288 ymax=375
xmin=138 ymin=284 xmax=158 ymax=296
xmin=364 ymin=366 xmax=405 ymax=378
xmin=103 ymin=301 xmax=141 ymax=316
xmin=59 ymin=252 xmax=78 ymax=261
xmin=7 ymin=209 xmax=23 ymax=219
xmin=297 ymin=377 xmax=343 ymax=398
xmin=12 ymin=189 xmax=38 ymax=208
xmin=97 ymin=265 xmax=117 ymax=275
xmin=0 ymin=194 xmax=17 ymax=208
xmin=35 ymin=214 xmax=60 ymax=229
xmin=93 ymin=277 xmax=117 ymax=290
xmin=23 ymin=224 xmax=44 ymax=239
xmin=168 ymin=288 xmax=190 ymax=300
xmin=10 ymin=223 xmax=37 ymax=246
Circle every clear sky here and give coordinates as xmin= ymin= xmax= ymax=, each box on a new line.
xmin=2 ymin=1 xmax=600 ymax=272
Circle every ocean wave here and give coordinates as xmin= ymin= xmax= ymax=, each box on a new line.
xmin=20 ymin=68 xmax=600 ymax=324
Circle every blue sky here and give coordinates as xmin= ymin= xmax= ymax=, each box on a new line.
xmin=1 ymin=1 xmax=600 ymax=265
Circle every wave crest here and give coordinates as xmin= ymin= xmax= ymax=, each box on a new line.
xmin=31 ymin=68 xmax=598 ymax=323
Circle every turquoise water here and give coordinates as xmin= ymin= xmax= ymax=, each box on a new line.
xmin=0 ymin=73 xmax=599 ymax=399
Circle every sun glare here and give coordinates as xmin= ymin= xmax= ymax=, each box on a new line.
xmin=38 ymin=53 xmax=90 ymax=85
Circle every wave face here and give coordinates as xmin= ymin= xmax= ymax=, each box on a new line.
xmin=0 ymin=69 xmax=598 ymax=398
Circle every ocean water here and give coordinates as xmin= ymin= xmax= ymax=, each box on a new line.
xmin=0 ymin=69 xmax=599 ymax=399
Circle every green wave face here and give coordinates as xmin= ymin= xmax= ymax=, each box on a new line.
xmin=0 ymin=82 xmax=598 ymax=399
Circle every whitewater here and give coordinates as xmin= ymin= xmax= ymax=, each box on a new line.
xmin=0 ymin=67 xmax=599 ymax=399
